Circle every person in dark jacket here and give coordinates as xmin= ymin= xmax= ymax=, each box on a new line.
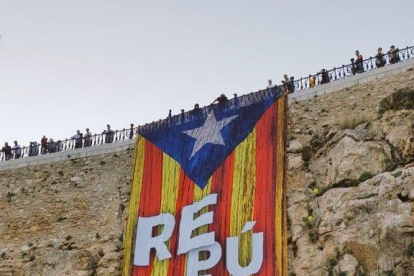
xmin=41 ymin=135 xmax=48 ymax=154
xmin=1 ymin=142 xmax=12 ymax=160
xmin=389 ymin=45 xmax=400 ymax=64
xmin=29 ymin=142 xmax=39 ymax=157
xmin=103 ymin=124 xmax=115 ymax=143
xmin=353 ymin=50 xmax=364 ymax=74
xmin=213 ymin=94 xmax=228 ymax=104
xmin=13 ymin=141 xmax=22 ymax=159
xmin=319 ymin=69 xmax=330 ymax=84
xmin=375 ymin=47 xmax=386 ymax=68
xmin=48 ymin=138 xmax=56 ymax=153
xmin=72 ymin=130 xmax=83 ymax=149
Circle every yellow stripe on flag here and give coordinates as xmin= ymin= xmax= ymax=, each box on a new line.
xmin=123 ymin=136 xmax=145 ymax=276
xmin=276 ymin=95 xmax=288 ymax=276
xmin=151 ymin=153 xmax=181 ymax=276
xmin=230 ymin=129 xmax=257 ymax=267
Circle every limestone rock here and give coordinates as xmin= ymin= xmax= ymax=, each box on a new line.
xmin=288 ymin=139 xmax=303 ymax=153
xmin=96 ymin=252 xmax=122 ymax=276
xmin=378 ymin=87 xmax=414 ymax=113
xmin=71 ymin=176 xmax=81 ymax=182
xmin=338 ymin=254 xmax=359 ymax=275
xmin=312 ymin=135 xmax=398 ymax=188
xmin=289 ymin=166 xmax=414 ymax=276
xmin=288 ymin=154 xmax=303 ymax=170
xmin=379 ymin=111 xmax=414 ymax=164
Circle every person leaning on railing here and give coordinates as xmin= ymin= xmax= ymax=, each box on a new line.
xmin=213 ymin=94 xmax=228 ymax=104
xmin=72 ymin=130 xmax=83 ymax=149
xmin=29 ymin=141 xmax=39 ymax=157
xmin=319 ymin=69 xmax=330 ymax=84
xmin=55 ymin=140 xmax=63 ymax=152
xmin=103 ymin=124 xmax=115 ymax=143
xmin=13 ymin=141 xmax=22 ymax=159
xmin=375 ymin=47 xmax=386 ymax=68
xmin=288 ymin=76 xmax=295 ymax=93
xmin=1 ymin=142 xmax=13 ymax=161
xmin=353 ymin=50 xmax=364 ymax=74
xmin=308 ymin=75 xmax=316 ymax=88
xmin=47 ymin=138 xmax=56 ymax=153
xmin=84 ymin=128 xmax=92 ymax=147
xmin=41 ymin=135 xmax=48 ymax=154
xmin=389 ymin=45 xmax=400 ymax=64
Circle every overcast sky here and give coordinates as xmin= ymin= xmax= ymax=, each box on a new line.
xmin=1 ymin=0 xmax=413 ymax=146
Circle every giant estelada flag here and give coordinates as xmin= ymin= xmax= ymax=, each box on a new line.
xmin=123 ymin=87 xmax=288 ymax=276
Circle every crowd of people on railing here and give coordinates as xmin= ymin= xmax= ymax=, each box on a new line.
xmin=0 ymin=44 xmax=412 ymax=162
xmin=0 ymin=124 xmax=137 ymax=161
xmin=266 ymin=44 xmax=405 ymax=94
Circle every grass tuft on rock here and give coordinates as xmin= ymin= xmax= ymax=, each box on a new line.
xmin=359 ymin=171 xmax=373 ymax=182
xmin=332 ymin=179 xmax=360 ymax=188
xmin=406 ymin=243 xmax=414 ymax=256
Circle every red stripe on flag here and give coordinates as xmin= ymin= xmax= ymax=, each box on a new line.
xmin=254 ymin=103 xmax=277 ymax=275
xmin=133 ymin=141 xmax=163 ymax=276
xmin=209 ymin=151 xmax=235 ymax=275
xmin=166 ymin=170 xmax=195 ymax=276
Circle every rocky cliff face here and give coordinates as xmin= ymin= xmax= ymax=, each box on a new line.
xmin=0 ymin=152 xmax=134 ymax=275
xmin=0 ymin=70 xmax=413 ymax=275
xmin=286 ymin=70 xmax=414 ymax=276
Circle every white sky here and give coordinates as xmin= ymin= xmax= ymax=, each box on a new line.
xmin=1 ymin=0 xmax=413 ymax=146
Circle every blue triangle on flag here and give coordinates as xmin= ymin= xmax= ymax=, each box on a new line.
xmin=139 ymin=87 xmax=284 ymax=189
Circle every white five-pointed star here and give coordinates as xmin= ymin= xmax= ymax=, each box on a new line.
xmin=183 ymin=111 xmax=238 ymax=159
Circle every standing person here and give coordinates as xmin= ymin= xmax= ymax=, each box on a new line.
xmin=103 ymin=124 xmax=115 ymax=143
xmin=375 ymin=47 xmax=386 ymax=68
xmin=13 ymin=141 xmax=22 ymax=159
xmin=55 ymin=140 xmax=63 ymax=152
xmin=29 ymin=142 xmax=39 ymax=156
xmin=213 ymin=94 xmax=228 ymax=104
xmin=48 ymin=138 xmax=56 ymax=153
xmin=267 ymin=79 xmax=274 ymax=89
xmin=1 ymin=142 xmax=13 ymax=160
xmin=41 ymin=135 xmax=48 ymax=154
xmin=288 ymin=76 xmax=295 ymax=93
xmin=320 ymin=69 xmax=330 ymax=84
xmin=309 ymin=75 xmax=316 ymax=88
xmin=72 ymin=130 xmax=83 ymax=149
xmin=389 ymin=45 xmax=400 ymax=64
xmin=353 ymin=50 xmax=364 ymax=73
xmin=84 ymin=128 xmax=92 ymax=147
xmin=282 ymin=74 xmax=295 ymax=93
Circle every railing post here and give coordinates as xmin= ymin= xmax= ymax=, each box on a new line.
xmin=129 ymin=124 xmax=134 ymax=140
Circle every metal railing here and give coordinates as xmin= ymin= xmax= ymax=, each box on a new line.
xmin=0 ymin=125 xmax=138 ymax=161
xmin=288 ymin=46 xmax=413 ymax=92
xmin=1 ymin=45 xmax=413 ymax=162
